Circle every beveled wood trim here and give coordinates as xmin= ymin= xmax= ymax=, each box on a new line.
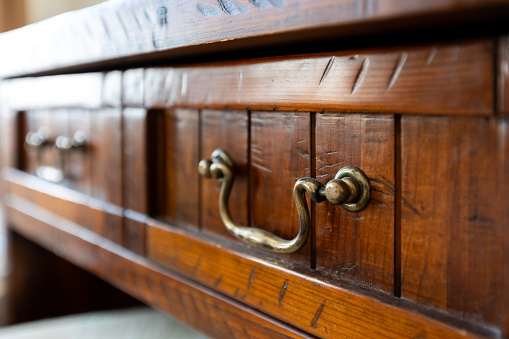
xmin=0 ymin=0 xmax=508 ymax=78
xmin=141 ymin=40 xmax=493 ymax=115
xmin=4 ymin=195 xmax=312 ymax=339
xmin=2 ymin=40 xmax=495 ymax=115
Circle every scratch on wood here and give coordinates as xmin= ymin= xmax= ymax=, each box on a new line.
xmin=351 ymin=57 xmax=370 ymax=93
xmin=387 ymin=52 xmax=408 ymax=91
xmin=100 ymin=18 xmax=111 ymax=40
xmin=426 ymin=48 xmax=437 ymax=66
xmin=319 ymin=56 xmax=335 ymax=85
xmin=188 ymin=293 xmax=201 ymax=313
xmin=197 ymin=3 xmax=221 ymax=16
xmin=279 ymin=279 xmax=289 ymax=306
xmin=320 ymin=150 xmax=338 ymax=156
xmin=249 ymin=0 xmax=270 ymax=8
xmin=252 ymin=162 xmax=272 ymax=173
xmin=297 ymin=148 xmax=311 ymax=158
xmin=311 ymin=300 xmax=326 ymax=328
xmin=193 ymin=254 xmax=204 ymax=276
xmin=248 ymin=266 xmax=257 ymax=290
xmin=217 ymin=0 xmax=248 ymax=15
xmin=402 ymin=198 xmax=423 ymax=217
xmin=317 ymin=162 xmax=342 ymax=171
xmin=143 ymin=9 xmax=152 ymax=22
xmin=131 ymin=12 xmax=143 ymax=31
xmin=214 ymin=275 xmax=223 ymax=288
xmin=243 ymin=327 xmax=252 ymax=339
xmin=160 ymin=282 xmax=176 ymax=312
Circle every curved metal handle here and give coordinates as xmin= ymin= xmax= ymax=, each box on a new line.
xmin=199 ymin=149 xmax=371 ymax=254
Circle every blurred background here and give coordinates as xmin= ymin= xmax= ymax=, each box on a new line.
xmin=0 ymin=0 xmax=105 ymax=33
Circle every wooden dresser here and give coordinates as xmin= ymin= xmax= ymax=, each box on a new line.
xmin=1 ymin=1 xmax=509 ymax=338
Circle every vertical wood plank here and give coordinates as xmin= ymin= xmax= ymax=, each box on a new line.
xmin=67 ymin=109 xmax=91 ymax=194
xmin=315 ymin=114 xmax=395 ymax=294
xmin=161 ymin=109 xmax=199 ymax=229
xmin=401 ymin=116 xmax=503 ymax=325
xmin=250 ymin=112 xmax=311 ymax=265
xmin=201 ymin=110 xmax=248 ymax=239
xmin=499 ymin=36 xmax=509 ymax=116
xmin=89 ymin=109 xmax=122 ymax=206
xmin=502 ymin=118 xmax=509 ymax=337
xmin=123 ymin=108 xmax=148 ymax=214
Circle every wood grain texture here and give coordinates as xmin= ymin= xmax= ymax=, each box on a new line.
xmin=499 ymin=36 xmax=509 ymax=116
xmin=250 ymin=112 xmax=311 ymax=265
xmin=401 ymin=116 xmax=504 ymax=327
xmin=4 ymin=195 xmax=313 ymax=339
xmin=67 ymin=109 xmax=91 ymax=194
xmin=90 ymin=109 xmax=123 ymax=206
xmin=144 ymin=218 xmax=496 ymax=339
xmin=201 ymin=110 xmax=249 ymax=238
xmin=158 ymin=109 xmax=200 ymax=229
xmin=123 ymin=108 xmax=148 ymax=213
xmin=502 ymin=118 xmax=509 ymax=337
xmin=123 ymin=209 xmax=147 ymax=256
xmin=142 ymin=40 xmax=494 ymax=115
xmin=315 ymin=114 xmax=394 ymax=294
xmin=0 ymin=0 xmax=508 ymax=78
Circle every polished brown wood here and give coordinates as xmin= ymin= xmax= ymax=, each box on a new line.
xmin=250 ymin=111 xmax=311 ymax=265
xmin=145 ymin=218 xmax=494 ymax=339
xmin=67 ymin=109 xmax=91 ymax=194
xmin=141 ymin=40 xmax=493 ymax=115
xmin=159 ymin=109 xmax=200 ymax=229
xmin=123 ymin=108 xmax=148 ymax=214
xmin=4 ymin=195 xmax=313 ymax=339
xmin=89 ymin=109 xmax=122 ymax=206
xmin=502 ymin=118 xmax=509 ymax=337
xmin=400 ymin=116 xmax=504 ymax=327
xmin=499 ymin=36 xmax=509 ymax=116
xmin=201 ymin=109 xmax=249 ymax=238
xmin=123 ymin=210 xmax=146 ymax=256
xmin=0 ymin=0 xmax=508 ymax=78
xmin=315 ymin=113 xmax=395 ymax=294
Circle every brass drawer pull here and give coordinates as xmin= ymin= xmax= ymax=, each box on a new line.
xmin=198 ymin=149 xmax=371 ymax=254
xmin=25 ymin=129 xmax=87 ymax=183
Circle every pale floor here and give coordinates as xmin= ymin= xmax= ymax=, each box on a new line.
xmin=0 ymin=307 xmax=208 ymax=339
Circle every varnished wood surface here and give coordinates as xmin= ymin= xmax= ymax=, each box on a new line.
xmin=134 ymin=40 xmax=493 ymax=115
xmin=400 ymin=116 xmax=504 ymax=327
xmin=315 ymin=114 xmax=395 ymax=294
xmin=0 ymin=0 xmax=508 ymax=78
xmin=123 ymin=108 xmax=148 ymax=213
xmin=159 ymin=109 xmax=200 ymax=229
xmin=1 ymin=40 xmax=495 ymax=115
xmin=3 ymin=168 xmax=498 ymax=338
xmin=4 ymin=194 xmax=314 ymax=339
xmin=250 ymin=112 xmax=311 ymax=265
xmin=499 ymin=36 xmax=509 ymax=116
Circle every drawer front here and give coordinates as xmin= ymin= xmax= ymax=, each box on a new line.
xmin=23 ymin=109 xmax=122 ymax=206
xmin=146 ymin=108 xmax=395 ymax=291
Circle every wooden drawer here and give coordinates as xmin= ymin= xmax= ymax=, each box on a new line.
xmin=1 ymin=37 xmax=507 ymax=338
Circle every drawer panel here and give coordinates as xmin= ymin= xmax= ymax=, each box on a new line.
xmin=23 ymin=109 xmax=122 ymax=206
xmin=401 ymin=116 xmax=503 ymax=325
xmin=315 ymin=113 xmax=395 ymax=293
xmin=250 ymin=111 xmax=312 ymax=266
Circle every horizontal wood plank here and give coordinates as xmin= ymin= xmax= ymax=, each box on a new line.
xmin=4 ymin=195 xmax=312 ymax=339
xmin=0 ymin=0 xmax=508 ymax=78
xmin=146 ymin=218 xmax=497 ymax=339
xmin=142 ymin=40 xmax=493 ymax=115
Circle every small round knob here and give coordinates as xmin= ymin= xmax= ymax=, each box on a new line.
xmin=198 ymin=159 xmax=212 ymax=178
xmin=324 ymin=179 xmax=350 ymax=205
